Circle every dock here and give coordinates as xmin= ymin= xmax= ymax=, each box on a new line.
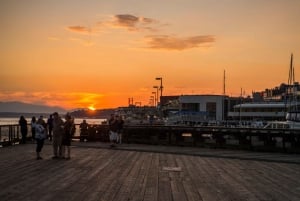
xmin=1 ymin=141 xmax=300 ymax=201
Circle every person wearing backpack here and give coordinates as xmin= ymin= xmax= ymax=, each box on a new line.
xmin=34 ymin=118 xmax=47 ymax=160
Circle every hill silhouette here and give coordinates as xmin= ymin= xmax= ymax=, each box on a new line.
xmin=0 ymin=101 xmax=66 ymax=114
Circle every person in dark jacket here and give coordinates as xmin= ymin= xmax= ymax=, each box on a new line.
xmin=62 ymin=113 xmax=74 ymax=159
xmin=52 ymin=112 xmax=64 ymax=159
xmin=47 ymin=115 xmax=54 ymax=141
xmin=19 ymin=116 xmax=28 ymax=144
xmin=79 ymin=119 xmax=89 ymax=141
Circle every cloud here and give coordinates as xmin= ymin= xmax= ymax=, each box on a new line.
xmin=108 ymin=14 xmax=158 ymax=32
xmin=144 ymin=35 xmax=216 ymax=50
xmin=64 ymin=14 xmax=215 ymax=50
xmin=114 ymin=14 xmax=139 ymax=29
xmin=66 ymin=26 xmax=91 ymax=34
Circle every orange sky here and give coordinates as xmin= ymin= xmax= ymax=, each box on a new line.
xmin=1 ymin=0 xmax=300 ymax=110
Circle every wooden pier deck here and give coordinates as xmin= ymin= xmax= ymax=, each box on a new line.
xmin=1 ymin=142 xmax=300 ymax=201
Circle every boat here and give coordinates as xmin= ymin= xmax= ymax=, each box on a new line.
xmin=263 ymin=54 xmax=300 ymax=130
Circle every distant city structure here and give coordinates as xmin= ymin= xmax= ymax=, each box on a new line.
xmin=118 ymin=53 xmax=299 ymax=124
xmin=158 ymin=82 xmax=300 ymax=123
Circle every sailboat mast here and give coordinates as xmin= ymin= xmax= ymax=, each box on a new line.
xmin=287 ymin=53 xmax=295 ymax=112
xmin=223 ymin=70 xmax=226 ymax=95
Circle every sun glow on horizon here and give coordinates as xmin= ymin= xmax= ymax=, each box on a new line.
xmin=88 ymin=105 xmax=96 ymax=111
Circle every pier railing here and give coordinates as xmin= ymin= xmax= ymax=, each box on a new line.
xmin=0 ymin=124 xmax=21 ymax=146
xmin=1 ymin=124 xmax=300 ymax=153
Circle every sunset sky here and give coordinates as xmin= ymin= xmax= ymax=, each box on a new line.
xmin=1 ymin=0 xmax=300 ymax=110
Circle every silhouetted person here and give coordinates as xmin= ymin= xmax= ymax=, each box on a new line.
xmin=117 ymin=116 xmax=124 ymax=144
xmin=80 ymin=119 xmax=89 ymax=141
xmin=47 ymin=114 xmax=54 ymax=141
xmin=62 ymin=113 xmax=74 ymax=159
xmin=108 ymin=114 xmax=118 ymax=147
xmin=31 ymin=116 xmax=36 ymax=141
xmin=38 ymin=115 xmax=47 ymax=132
xmin=34 ymin=118 xmax=47 ymax=160
xmin=52 ymin=112 xmax=64 ymax=159
xmin=19 ymin=116 xmax=28 ymax=144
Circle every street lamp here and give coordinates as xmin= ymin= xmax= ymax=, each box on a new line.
xmin=150 ymin=96 xmax=154 ymax=107
xmin=155 ymin=77 xmax=163 ymax=104
xmin=152 ymin=92 xmax=157 ymax=107
xmin=153 ymin=86 xmax=159 ymax=105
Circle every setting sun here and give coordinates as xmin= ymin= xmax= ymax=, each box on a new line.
xmin=88 ymin=106 xmax=96 ymax=111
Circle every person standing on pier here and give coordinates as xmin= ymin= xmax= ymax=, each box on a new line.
xmin=108 ymin=114 xmax=118 ymax=147
xmin=117 ymin=115 xmax=124 ymax=144
xmin=79 ymin=119 xmax=89 ymax=141
xmin=31 ymin=116 xmax=36 ymax=141
xmin=38 ymin=116 xmax=47 ymax=135
xmin=47 ymin=114 xmax=54 ymax=141
xmin=52 ymin=112 xmax=64 ymax=159
xmin=19 ymin=116 xmax=28 ymax=144
xmin=62 ymin=113 xmax=74 ymax=159
xmin=34 ymin=118 xmax=47 ymax=160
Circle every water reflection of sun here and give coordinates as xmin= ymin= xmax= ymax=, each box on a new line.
xmin=88 ymin=106 xmax=96 ymax=111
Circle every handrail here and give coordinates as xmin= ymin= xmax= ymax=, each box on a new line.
xmin=0 ymin=124 xmax=21 ymax=146
xmin=1 ymin=124 xmax=300 ymax=153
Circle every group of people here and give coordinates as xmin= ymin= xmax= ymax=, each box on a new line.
xmin=19 ymin=115 xmax=54 ymax=144
xmin=19 ymin=113 xmax=125 ymax=159
xmin=19 ymin=112 xmax=75 ymax=160
xmin=108 ymin=114 xmax=124 ymax=147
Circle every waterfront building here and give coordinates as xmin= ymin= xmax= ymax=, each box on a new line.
xmin=227 ymin=102 xmax=286 ymax=121
xmin=163 ymin=95 xmax=243 ymax=124
xmin=178 ymin=95 xmax=226 ymax=121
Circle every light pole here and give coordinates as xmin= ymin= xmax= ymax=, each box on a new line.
xmin=153 ymin=86 xmax=159 ymax=105
xmin=155 ymin=77 xmax=163 ymax=101
xmin=152 ymin=91 xmax=157 ymax=107
xmin=150 ymin=96 xmax=154 ymax=107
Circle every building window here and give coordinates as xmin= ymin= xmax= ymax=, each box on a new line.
xmin=206 ymin=102 xmax=216 ymax=120
xmin=181 ymin=103 xmax=199 ymax=111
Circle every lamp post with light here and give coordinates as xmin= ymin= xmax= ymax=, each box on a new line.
xmin=150 ymin=96 xmax=155 ymax=107
xmin=153 ymin=86 xmax=159 ymax=106
xmin=155 ymin=77 xmax=163 ymax=105
xmin=152 ymin=92 xmax=157 ymax=107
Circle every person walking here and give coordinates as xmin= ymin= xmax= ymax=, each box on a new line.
xmin=62 ymin=113 xmax=74 ymax=159
xmin=47 ymin=114 xmax=54 ymax=141
xmin=52 ymin=112 xmax=64 ymax=159
xmin=19 ymin=116 xmax=28 ymax=144
xmin=34 ymin=118 xmax=47 ymax=160
xmin=31 ymin=116 xmax=37 ymax=141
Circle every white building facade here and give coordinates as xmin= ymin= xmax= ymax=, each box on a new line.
xmin=178 ymin=95 xmax=226 ymax=121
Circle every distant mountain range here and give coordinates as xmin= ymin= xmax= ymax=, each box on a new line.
xmin=0 ymin=101 xmax=67 ymax=114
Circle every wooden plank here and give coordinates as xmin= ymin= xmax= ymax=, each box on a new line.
xmin=128 ymin=152 xmax=153 ymax=201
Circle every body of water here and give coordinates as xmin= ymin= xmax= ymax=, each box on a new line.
xmin=0 ymin=117 xmax=107 ymax=126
